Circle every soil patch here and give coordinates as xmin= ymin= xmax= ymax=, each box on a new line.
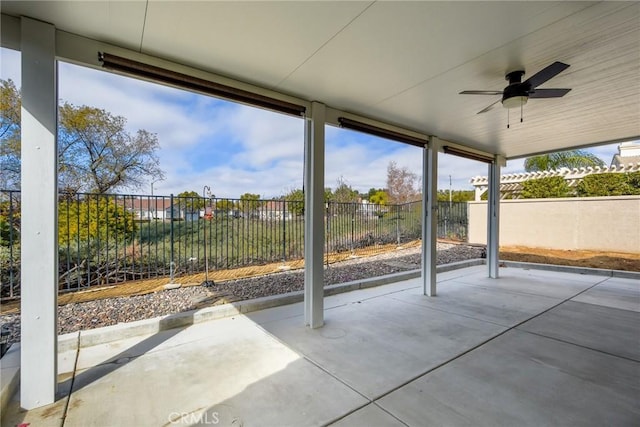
xmin=500 ymin=246 xmax=640 ymax=271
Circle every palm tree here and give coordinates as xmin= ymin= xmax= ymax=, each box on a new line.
xmin=524 ymin=149 xmax=605 ymax=172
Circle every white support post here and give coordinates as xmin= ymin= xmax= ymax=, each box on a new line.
xmin=20 ymin=18 xmax=59 ymax=409
xmin=422 ymin=137 xmax=439 ymax=296
xmin=487 ymin=156 xmax=504 ymax=278
xmin=304 ymin=102 xmax=325 ymax=328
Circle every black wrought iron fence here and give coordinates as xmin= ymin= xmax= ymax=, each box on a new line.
xmin=0 ymin=190 xmax=467 ymax=300
xmin=438 ymin=201 xmax=468 ymax=241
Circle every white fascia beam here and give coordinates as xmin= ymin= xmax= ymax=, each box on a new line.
xmin=422 ymin=137 xmax=440 ymax=296
xmin=304 ymin=102 xmax=326 ymax=328
xmin=487 ymin=155 xmax=505 ymax=278
xmin=51 ymin=30 xmax=311 ymax=114
xmin=0 ymin=14 xmax=21 ymax=50
xmin=20 ymin=17 xmax=59 ymax=410
xmin=324 ymin=107 xmax=430 ymax=142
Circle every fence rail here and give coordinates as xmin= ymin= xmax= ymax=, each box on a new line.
xmin=0 ymin=190 xmax=467 ymax=300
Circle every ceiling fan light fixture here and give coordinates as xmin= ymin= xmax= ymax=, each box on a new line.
xmin=502 ymin=95 xmax=528 ymax=109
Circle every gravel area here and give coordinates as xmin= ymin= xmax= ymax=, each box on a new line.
xmin=0 ymin=243 xmax=484 ymax=346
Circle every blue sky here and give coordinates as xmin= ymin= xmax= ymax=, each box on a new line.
xmin=1 ymin=47 xmax=621 ymax=198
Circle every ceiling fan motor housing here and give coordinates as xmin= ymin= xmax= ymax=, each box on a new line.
xmin=502 ymin=70 xmax=529 ymax=108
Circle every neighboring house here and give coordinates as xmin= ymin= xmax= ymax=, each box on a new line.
xmin=357 ymin=199 xmax=386 ymax=217
xmin=258 ymin=200 xmax=292 ymax=220
xmin=610 ymin=141 xmax=640 ymax=168
xmin=164 ymin=205 xmax=199 ymax=221
xmin=123 ymin=198 xmax=173 ymax=220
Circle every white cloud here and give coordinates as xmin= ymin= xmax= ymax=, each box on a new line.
xmin=0 ymin=48 xmax=20 ymax=83
xmin=58 ymin=62 xmax=219 ymax=150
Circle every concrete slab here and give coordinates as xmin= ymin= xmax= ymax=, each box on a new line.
xmin=387 ymin=280 xmax=562 ymax=327
xmin=518 ymin=300 xmax=640 ymax=361
xmin=62 ymin=315 xmax=367 ymax=426
xmin=378 ymin=330 xmax=640 ymax=426
xmin=330 ymin=403 xmax=406 ymax=426
xmin=453 ymin=268 xmax=600 ymax=299
xmin=572 ymin=277 xmax=640 ymax=312
xmin=5 ymin=264 xmax=637 ymax=426
xmin=246 ymin=277 xmax=422 ymax=326
xmin=260 ymin=295 xmax=506 ymax=399
xmin=74 ymin=318 xmax=228 ymax=371
xmin=1 ymin=372 xmax=73 ymax=427
xmin=1 ymin=344 xmax=20 ymax=414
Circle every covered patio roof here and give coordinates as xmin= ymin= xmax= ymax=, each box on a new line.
xmin=2 ymin=1 xmax=639 ymax=158
xmin=2 ymin=1 xmax=639 ymax=413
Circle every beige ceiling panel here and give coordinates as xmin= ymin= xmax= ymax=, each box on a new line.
xmin=140 ymin=1 xmax=371 ymax=88
xmin=374 ymin=1 xmax=640 ymax=158
xmin=277 ymin=1 xmax=593 ymax=108
xmin=1 ymin=0 xmax=146 ymax=51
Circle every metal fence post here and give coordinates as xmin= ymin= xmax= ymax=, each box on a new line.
xmin=350 ymin=206 xmax=355 ymax=253
xmin=169 ymin=193 xmax=175 ymax=282
xmin=282 ymin=206 xmax=287 ymax=263
xmin=396 ymin=204 xmax=400 ymax=246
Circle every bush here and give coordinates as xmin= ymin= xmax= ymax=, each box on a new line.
xmin=576 ymin=172 xmax=640 ymax=197
xmin=521 ymin=176 xmax=571 ymax=199
xmin=58 ymin=196 xmax=136 ymax=246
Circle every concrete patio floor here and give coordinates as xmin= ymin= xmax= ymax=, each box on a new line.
xmin=2 ymin=265 xmax=639 ymax=426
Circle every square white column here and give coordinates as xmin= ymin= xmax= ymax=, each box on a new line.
xmin=20 ymin=17 xmax=59 ymax=409
xmin=422 ymin=137 xmax=439 ymax=296
xmin=304 ymin=102 xmax=325 ymax=328
xmin=487 ymin=156 xmax=503 ymax=278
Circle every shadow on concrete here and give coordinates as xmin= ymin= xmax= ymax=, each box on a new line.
xmin=60 ymin=313 xmax=196 ymax=394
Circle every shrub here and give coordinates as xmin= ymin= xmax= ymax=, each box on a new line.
xmin=58 ymin=196 xmax=136 ymax=246
xmin=576 ymin=172 xmax=640 ymax=197
xmin=521 ymin=176 xmax=571 ymax=199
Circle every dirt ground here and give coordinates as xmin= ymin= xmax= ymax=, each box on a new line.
xmin=1 ymin=242 xmax=637 ymax=314
xmin=500 ymin=246 xmax=640 ymax=271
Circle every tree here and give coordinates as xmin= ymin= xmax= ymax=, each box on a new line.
xmin=176 ymin=190 xmax=208 ymax=211
xmin=386 ymin=161 xmax=418 ymax=204
xmin=0 ymin=79 xmax=21 ymax=189
xmin=437 ymin=190 xmax=474 ymax=202
xmin=521 ymin=176 xmax=572 ymax=198
xmin=0 ymin=79 xmax=165 ymax=193
xmin=524 ymin=150 xmax=605 ymax=172
xmin=369 ymin=190 xmax=388 ymax=205
xmin=324 ymin=187 xmax=334 ymax=203
xmin=239 ymin=193 xmax=261 ymax=212
xmin=58 ymin=103 xmax=164 ymax=193
xmin=332 ymin=177 xmax=359 ymax=203
xmin=366 ymin=187 xmax=385 ymax=201
xmin=215 ymin=199 xmax=236 ymax=212
xmin=284 ymin=188 xmax=304 ymax=215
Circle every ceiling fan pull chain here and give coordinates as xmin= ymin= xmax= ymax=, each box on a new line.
xmin=507 ymin=108 xmax=510 ymax=129
xmin=521 ymin=100 xmax=524 ymax=123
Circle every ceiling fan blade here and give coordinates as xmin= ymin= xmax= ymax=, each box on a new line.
xmin=524 ymin=61 xmax=570 ymax=89
xmin=477 ymin=99 xmax=501 ymax=114
xmin=460 ymin=90 xmax=503 ymax=95
xmin=529 ymin=88 xmax=571 ymax=98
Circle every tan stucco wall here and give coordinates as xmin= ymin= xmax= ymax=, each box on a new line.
xmin=468 ymin=196 xmax=640 ymax=253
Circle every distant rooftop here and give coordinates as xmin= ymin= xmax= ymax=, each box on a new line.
xmin=611 ymin=141 xmax=640 ymax=167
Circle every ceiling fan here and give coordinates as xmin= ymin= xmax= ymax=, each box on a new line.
xmin=460 ymin=61 xmax=571 ymax=117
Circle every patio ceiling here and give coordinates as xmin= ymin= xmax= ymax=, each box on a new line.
xmin=1 ymin=1 xmax=639 ymax=159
